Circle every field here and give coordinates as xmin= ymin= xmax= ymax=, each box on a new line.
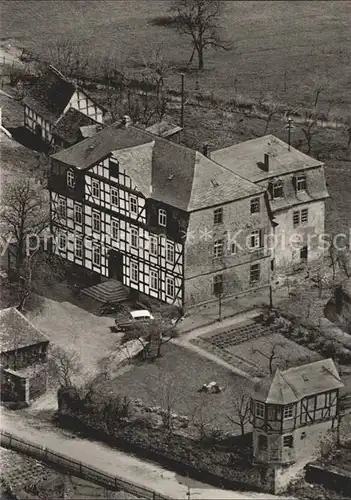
xmin=2 ymin=1 xmax=351 ymax=115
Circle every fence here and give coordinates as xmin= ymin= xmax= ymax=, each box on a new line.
xmin=0 ymin=430 xmax=172 ymax=500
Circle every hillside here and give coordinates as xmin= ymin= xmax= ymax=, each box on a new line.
xmin=2 ymin=1 xmax=351 ymax=115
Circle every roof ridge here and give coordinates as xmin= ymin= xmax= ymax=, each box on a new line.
xmin=279 ymin=369 xmax=300 ymax=400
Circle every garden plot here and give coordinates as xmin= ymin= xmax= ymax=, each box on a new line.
xmin=194 ymin=320 xmax=320 ymax=377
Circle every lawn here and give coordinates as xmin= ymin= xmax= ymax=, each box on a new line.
xmin=2 ymin=1 xmax=351 ymax=116
xmin=108 ymin=342 xmax=254 ymax=433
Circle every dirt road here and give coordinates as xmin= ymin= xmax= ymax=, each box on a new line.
xmin=0 ymin=409 xmax=292 ymax=500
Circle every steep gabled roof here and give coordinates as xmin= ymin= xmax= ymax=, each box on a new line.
xmin=254 ymin=359 xmax=344 ymax=404
xmin=23 ymin=66 xmax=76 ymax=124
xmin=0 ymin=308 xmax=49 ymax=353
xmin=52 ymin=108 xmax=99 ymax=146
xmin=211 ymin=135 xmax=322 ymax=183
xmin=51 ymin=121 xmax=263 ymax=212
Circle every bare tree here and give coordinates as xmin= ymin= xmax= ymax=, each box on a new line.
xmin=302 ymin=77 xmax=329 ymax=154
xmin=120 ymin=320 xmax=179 ymax=359
xmin=45 ymin=38 xmax=89 ymax=80
xmin=0 ymin=178 xmax=49 ymax=272
xmin=48 ymin=346 xmax=82 ymax=388
xmin=171 ymin=0 xmax=230 ymax=70
xmin=157 ymin=372 xmax=182 ymax=431
xmin=227 ymin=387 xmax=251 ymax=435
xmin=189 ymin=393 xmax=216 ymax=440
xmin=259 ymin=94 xmax=281 ymax=134
xmin=252 ymin=341 xmax=282 ymax=375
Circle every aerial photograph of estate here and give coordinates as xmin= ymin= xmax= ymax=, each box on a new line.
xmin=0 ymin=1 xmax=350 ymax=499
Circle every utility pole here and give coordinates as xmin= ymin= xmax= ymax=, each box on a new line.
xmin=287 ymin=117 xmax=293 ymax=151
xmin=218 ymin=292 xmax=223 ymax=322
xmin=180 ymin=73 xmax=185 ymax=129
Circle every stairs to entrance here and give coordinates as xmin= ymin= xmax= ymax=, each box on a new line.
xmin=81 ymin=280 xmax=129 ymax=304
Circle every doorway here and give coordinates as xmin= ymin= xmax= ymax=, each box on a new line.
xmin=108 ymin=250 xmax=123 ymax=281
xmin=300 ymin=246 xmax=308 ymax=262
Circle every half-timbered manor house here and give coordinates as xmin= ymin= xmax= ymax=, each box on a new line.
xmin=23 ymin=65 xmax=105 ymax=147
xmin=251 ymin=358 xmax=343 ymax=468
xmin=48 ymin=118 xmax=272 ymax=309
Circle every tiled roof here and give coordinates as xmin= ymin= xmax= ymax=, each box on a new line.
xmin=254 ymin=359 xmax=344 ymax=404
xmin=51 ymin=121 xmax=263 ymax=211
xmin=0 ymin=308 xmax=49 ymax=353
xmin=23 ymin=66 xmax=76 ymax=124
xmin=52 ymin=108 xmax=99 ymax=146
xmin=211 ymin=135 xmax=322 ymax=182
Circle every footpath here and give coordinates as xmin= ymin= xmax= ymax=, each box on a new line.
xmin=176 ymin=286 xmax=289 ymax=335
xmin=0 ymin=409 xmax=290 ymax=500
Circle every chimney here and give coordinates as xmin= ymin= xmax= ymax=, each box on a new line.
xmin=264 ymin=153 xmax=269 ymax=171
xmin=122 ymin=115 xmax=132 ymax=127
xmin=203 ymin=143 xmax=209 ymax=157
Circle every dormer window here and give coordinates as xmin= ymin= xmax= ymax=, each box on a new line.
xmin=271 ymin=179 xmax=284 ymax=199
xmin=295 ymin=173 xmax=307 ymax=192
xmin=67 ymin=170 xmax=75 ymax=188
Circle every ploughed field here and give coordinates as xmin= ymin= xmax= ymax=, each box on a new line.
xmin=2 ymin=1 xmax=351 ymax=115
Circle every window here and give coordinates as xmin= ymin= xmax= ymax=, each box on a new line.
xmin=258 ymin=435 xmax=268 ymax=451
xmin=293 ymin=211 xmax=300 ymax=227
xmin=213 ymin=274 xmax=223 ymax=296
xmin=109 ymin=159 xmax=119 ymax=178
xmin=58 ymin=233 xmax=66 ymax=250
xmin=166 ymin=242 xmax=175 ymax=263
xmin=111 ymin=187 xmax=119 ymax=207
xmin=293 ymin=208 xmax=308 ymax=227
xmin=213 ymin=207 xmax=223 ymax=225
xmin=214 ymin=239 xmax=224 ymax=258
xmin=272 ymin=180 xmax=283 ymax=199
xmin=150 ymin=269 xmax=158 ymax=291
xmin=111 ymin=219 xmax=119 ymax=241
xmin=296 ymin=174 xmax=306 ymax=192
xmin=92 ymin=179 xmax=100 ymax=198
xmin=150 ymin=235 xmax=158 ymax=256
xmin=230 ymin=243 xmax=237 ymax=255
xmin=250 ymin=229 xmax=261 ymax=249
xmin=166 ymin=276 xmax=175 ymax=298
xmin=92 ymin=211 xmax=101 ymax=232
xmin=130 ymin=195 xmax=138 ymax=215
xmin=256 ymin=401 xmax=265 ymax=418
xmin=250 ymin=263 xmax=260 ymax=283
xmin=131 ymin=227 xmax=138 ymax=248
xmin=283 ymin=435 xmax=294 ymax=448
xmin=93 ymin=245 xmax=101 ymax=266
xmin=267 ymin=406 xmax=282 ymax=421
xmin=158 ymin=209 xmax=167 ymax=227
xmin=283 ymin=405 xmax=294 ymax=419
xmin=250 ymin=198 xmax=260 ymax=214
xmin=130 ymin=261 xmax=138 ymax=282
xmin=301 ymin=208 xmax=308 ymax=224
xmin=67 ymin=170 xmax=75 ymax=188
xmin=74 ymin=204 xmax=83 ymax=224
xmin=58 ymin=198 xmax=66 ymax=218
xmin=75 ymin=238 xmax=83 ymax=258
